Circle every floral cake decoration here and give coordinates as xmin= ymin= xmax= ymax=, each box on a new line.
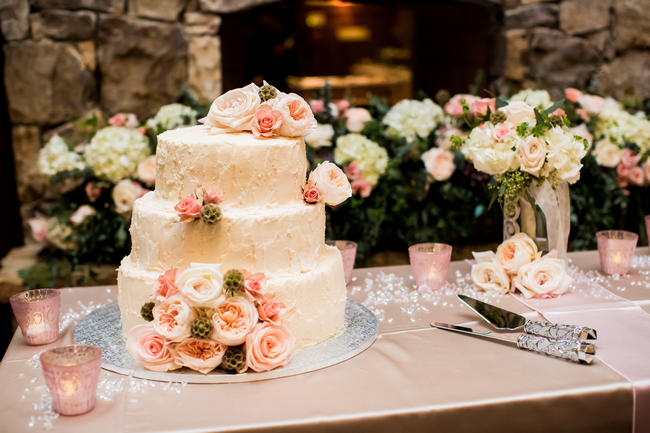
xmin=303 ymin=161 xmax=352 ymax=206
xmin=174 ymin=188 xmax=223 ymax=224
xmin=127 ymin=263 xmax=294 ymax=374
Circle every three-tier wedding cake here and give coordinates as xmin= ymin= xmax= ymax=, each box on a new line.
xmin=117 ymin=82 xmax=352 ymax=374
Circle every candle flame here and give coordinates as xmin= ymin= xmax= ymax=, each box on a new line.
xmin=32 ymin=312 xmax=43 ymax=326
xmin=62 ymin=378 xmax=78 ymax=396
xmin=614 ymin=252 xmax=622 ymax=263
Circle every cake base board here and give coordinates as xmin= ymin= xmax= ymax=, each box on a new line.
xmin=74 ymin=300 xmax=378 ymax=383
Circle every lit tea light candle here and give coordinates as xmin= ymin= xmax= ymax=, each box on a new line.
xmin=9 ymin=289 xmax=61 ymax=345
xmin=326 ymin=240 xmax=357 ymax=285
xmin=40 ymin=345 xmax=102 ymax=416
xmin=408 ymin=243 xmax=452 ymax=290
xmin=596 ymin=230 xmax=638 ymax=275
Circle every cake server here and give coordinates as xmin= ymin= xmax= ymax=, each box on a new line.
xmin=457 ymin=294 xmax=597 ymax=342
xmin=431 ymin=322 xmax=595 ymax=364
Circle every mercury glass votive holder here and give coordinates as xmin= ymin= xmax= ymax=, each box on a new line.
xmin=597 ymin=230 xmax=638 ymax=275
xmin=10 ymin=289 xmax=61 ymax=345
xmin=408 ymin=243 xmax=452 ymax=290
xmin=327 ymin=240 xmax=357 ymax=285
xmin=40 ymin=345 xmax=102 ymax=416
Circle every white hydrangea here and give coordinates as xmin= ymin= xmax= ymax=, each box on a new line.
xmin=334 ymin=133 xmax=389 ymax=186
xmin=462 ymin=124 xmax=519 ymax=175
xmin=382 ymin=98 xmax=443 ymax=143
xmin=544 ymin=126 xmax=588 ymax=184
xmin=597 ymin=109 xmax=650 ymax=153
xmin=83 ymin=127 xmax=151 ymax=182
xmin=510 ymin=89 xmax=553 ymax=109
xmin=38 ymin=135 xmax=86 ymax=177
xmin=146 ymin=103 xmax=198 ymax=131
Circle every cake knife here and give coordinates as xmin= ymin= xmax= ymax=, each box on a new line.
xmin=431 ymin=322 xmax=595 ymax=364
xmin=457 ymin=294 xmax=597 ymax=342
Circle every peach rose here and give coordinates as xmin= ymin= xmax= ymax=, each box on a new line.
xmin=137 ymin=155 xmax=156 ymax=186
xmin=628 ymin=166 xmax=645 ymax=186
xmin=257 ymin=298 xmax=286 ymax=323
xmin=113 ymin=179 xmax=147 ymax=214
xmin=276 ymin=93 xmax=317 ymax=137
xmin=152 ymin=296 xmax=194 ymax=341
xmin=303 ymin=186 xmax=320 ymax=204
xmin=251 ymin=104 xmax=283 ymax=137
xmin=151 ymin=268 xmax=178 ymax=302
xmin=345 ymin=108 xmax=372 ymax=133
xmin=85 ymin=182 xmax=102 ymax=202
xmin=513 ymin=255 xmax=572 ymax=299
xmin=564 ymin=88 xmax=582 ymax=103
xmin=500 ymin=101 xmax=536 ymax=125
xmin=172 ymin=338 xmax=227 ymax=374
xmin=69 ymin=205 xmax=96 ymax=226
xmin=126 ymin=324 xmax=180 ymax=372
xmin=470 ymin=98 xmax=496 ymax=116
xmin=496 ymin=233 xmax=539 ymax=275
xmin=246 ymin=322 xmax=295 ymax=372
xmin=550 ymin=108 xmax=566 ymax=117
xmin=201 ymin=83 xmax=261 ymax=131
xmin=174 ymin=195 xmax=202 ymax=222
xmin=176 ymin=263 xmax=224 ymax=307
xmin=243 ymin=272 xmax=267 ymax=300
xmin=421 ymin=147 xmax=455 ymax=181
xmin=518 ymin=136 xmax=547 ymax=177
xmin=620 ymin=149 xmax=641 ymax=167
xmin=471 ymin=258 xmax=511 ymax=295
xmin=28 ymin=216 xmax=48 ymax=242
xmin=351 ymin=178 xmax=372 ymax=198
xmin=308 ymin=161 xmax=352 ymax=206
xmin=211 ymin=295 xmax=259 ymax=345
xmin=202 ymin=188 xmax=221 ymax=204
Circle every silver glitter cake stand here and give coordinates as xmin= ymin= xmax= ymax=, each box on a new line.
xmin=74 ymin=300 xmax=378 ymax=383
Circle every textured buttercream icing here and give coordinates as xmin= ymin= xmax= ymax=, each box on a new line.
xmin=117 ymin=125 xmax=347 ymax=349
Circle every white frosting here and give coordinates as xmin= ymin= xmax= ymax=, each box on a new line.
xmin=118 ymin=126 xmax=348 ymax=350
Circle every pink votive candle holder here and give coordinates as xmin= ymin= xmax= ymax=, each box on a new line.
xmin=408 ymin=243 xmax=452 ymax=290
xmin=10 ymin=289 xmax=61 ymax=345
xmin=645 ymin=215 xmax=649 ymax=247
xmin=40 ymin=345 xmax=103 ymax=416
xmin=327 ymin=240 xmax=357 ymax=285
xmin=596 ymin=230 xmax=638 ymax=275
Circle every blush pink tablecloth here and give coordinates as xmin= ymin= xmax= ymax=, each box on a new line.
xmin=0 ymin=248 xmax=648 ymax=433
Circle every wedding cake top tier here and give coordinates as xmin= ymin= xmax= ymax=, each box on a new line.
xmin=155 ymin=127 xmax=307 ymax=207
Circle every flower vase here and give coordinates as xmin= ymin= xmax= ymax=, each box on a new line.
xmin=503 ymin=181 xmax=570 ymax=258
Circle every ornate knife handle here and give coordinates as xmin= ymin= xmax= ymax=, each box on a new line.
xmin=517 ymin=334 xmax=595 ymax=364
xmin=523 ymin=320 xmax=597 ymax=341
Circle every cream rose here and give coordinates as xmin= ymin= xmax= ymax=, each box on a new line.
xmin=172 ymin=338 xmax=227 ymax=374
xmin=518 ymin=136 xmax=546 ymax=177
xmin=176 ymin=263 xmax=224 ymax=308
xmin=126 ymin=324 xmax=180 ymax=372
xmin=304 ymin=123 xmax=334 ymax=148
xmin=345 ymin=107 xmax=372 ymax=133
xmin=246 ymin=322 xmax=295 ymax=372
xmin=471 ymin=259 xmax=511 ymax=295
xmin=201 ymin=83 xmax=261 ymax=131
xmin=499 ymin=101 xmax=536 ymax=125
xmin=152 ymin=296 xmax=194 ymax=341
xmin=593 ymin=139 xmax=621 ymax=168
xmin=513 ymin=256 xmax=572 ymax=298
xmin=112 ymin=179 xmax=146 ymax=214
xmin=69 ymin=205 xmax=96 ymax=226
xmin=137 ymin=155 xmax=156 ymax=186
xmin=211 ymin=295 xmax=259 ymax=345
xmin=496 ymin=233 xmax=539 ymax=275
xmin=275 ymin=93 xmax=316 ymax=137
xmin=308 ymin=161 xmax=352 ymax=206
xmin=421 ymin=148 xmax=455 ymax=181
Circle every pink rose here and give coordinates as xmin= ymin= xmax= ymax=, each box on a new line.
xmin=576 ymin=108 xmax=589 ymax=121
xmin=421 ymin=147 xmax=455 ymax=181
xmin=174 ymin=195 xmax=202 ymax=222
xmin=172 ymin=338 xmax=227 ymax=374
xmin=85 ymin=182 xmax=102 ymax=202
xmin=564 ymin=88 xmax=582 ymax=103
xmin=470 ymin=98 xmax=496 ymax=116
xmin=152 ymin=296 xmax=194 ymax=341
xmin=246 ymin=322 xmax=295 ymax=372
xmin=251 ymin=104 xmax=283 ymax=137
xmin=303 ymin=186 xmax=320 ymax=204
xmin=69 ymin=205 xmax=96 ymax=226
xmin=27 ymin=217 xmax=48 ymax=242
xmin=351 ymin=178 xmax=372 ymax=198
xmin=616 ymin=163 xmax=630 ymax=178
xmin=126 ymin=324 xmax=180 ymax=372
xmin=494 ymin=124 xmax=510 ymax=140
xmin=243 ymin=273 xmax=267 ymax=300
xmin=336 ymin=99 xmax=350 ymax=113
xmin=344 ymin=161 xmax=361 ymax=180
xmin=309 ymin=99 xmax=324 ymax=114
xmin=109 ymin=113 xmax=139 ymax=128
xmin=211 ymin=296 xmax=258 ymax=345
xmin=257 ymin=298 xmax=286 ymax=323
xmin=550 ymin=108 xmax=566 ymax=117
xmin=345 ymin=108 xmax=372 ymax=133
xmin=620 ymin=149 xmax=641 ymax=167
xmin=628 ymin=166 xmax=645 ymax=186
xmin=444 ymin=94 xmax=476 ymax=117
xmin=151 ymin=268 xmax=178 ymax=302
xmin=203 ymin=188 xmax=222 ymax=204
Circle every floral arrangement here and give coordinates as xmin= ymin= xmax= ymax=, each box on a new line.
xmin=471 ymin=233 xmax=571 ymax=298
xmin=174 ymin=188 xmax=223 ymax=224
xmin=127 ymin=263 xmax=294 ymax=374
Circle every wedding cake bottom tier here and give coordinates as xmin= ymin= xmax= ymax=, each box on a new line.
xmin=117 ymin=246 xmax=347 ymax=349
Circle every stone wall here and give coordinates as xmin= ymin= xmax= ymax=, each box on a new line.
xmin=496 ymin=0 xmax=650 ymax=100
